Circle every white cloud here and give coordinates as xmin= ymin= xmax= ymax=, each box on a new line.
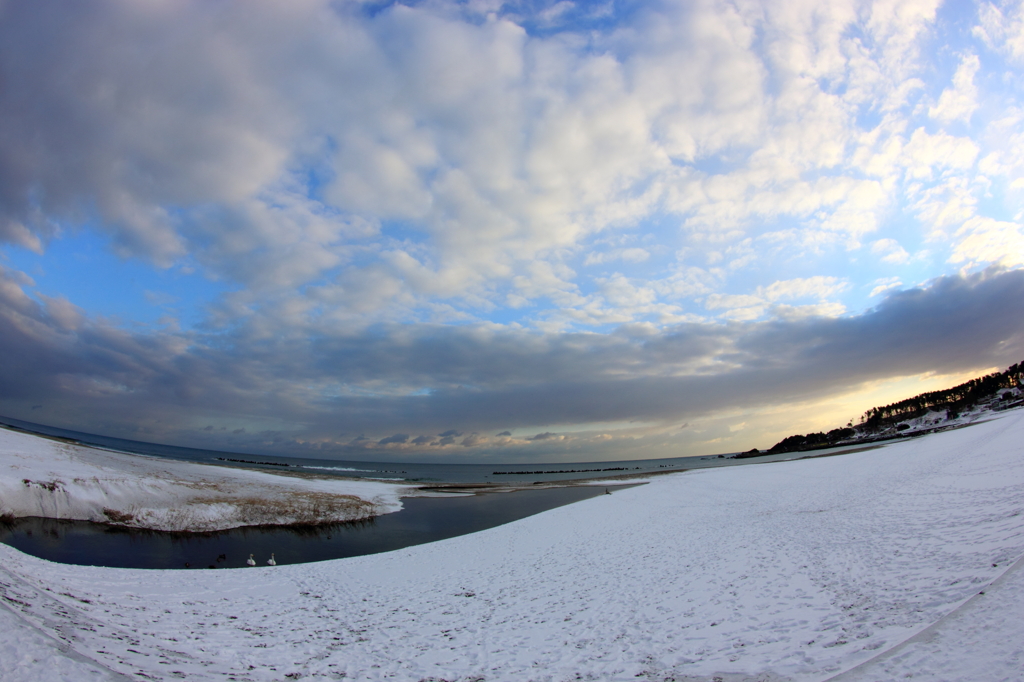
xmin=759 ymin=276 xmax=849 ymax=301
xmin=0 ymin=0 xmax=1020 ymax=345
xmin=536 ymin=1 xmax=575 ymax=27
xmin=650 ymin=266 xmax=720 ymax=300
xmin=869 ymin=276 xmax=903 ymax=297
xmin=705 ymin=293 xmax=765 ymax=312
xmin=598 ymin=274 xmax=657 ymax=308
xmin=909 ymin=175 xmax=979 ymax=238
xmin=705 ymin=276 xmax=849 ymax=320
xmin=870 ymin=238 xmax=910 ymax=264
xmin=511 ymin=260 xmax=580 ymax=306
xmin=950 ymin=217 xmax=1024 ymax=268
xmin=583 ymin=247 xmax=651 ymax=266
xmin=771 ymin=301 xmax=848 ymax=320
xmin=901 ymin=128 xmax=979 ymax=181
xmin=929 ymin=54 xmax=980 ymax=125
xmin=975 ymin=1 xmax=1024 ymax=63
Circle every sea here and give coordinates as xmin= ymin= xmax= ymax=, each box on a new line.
xmin=0 ymin=414 xmax=811 ymax=486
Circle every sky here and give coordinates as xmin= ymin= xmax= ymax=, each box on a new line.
xmin=1 ymin=0 xmax=1023 ymax=464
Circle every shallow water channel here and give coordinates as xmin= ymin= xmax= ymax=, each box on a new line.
xmin=1 ymin=484 xmax=632 ymax=570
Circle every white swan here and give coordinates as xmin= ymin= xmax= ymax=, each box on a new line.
xmin=267 ymin=553 xmax=277 ymax=566
xmin=246 ymin=554 xmax=256 ymax=566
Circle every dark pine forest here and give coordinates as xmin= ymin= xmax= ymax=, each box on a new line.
xmin=746 ymin=361 xmax=1024 ymax=456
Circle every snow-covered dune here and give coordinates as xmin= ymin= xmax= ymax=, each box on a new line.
xmin=0 ymin=427 xmax=407 ymax=532
xmin=2 ymin=410 xmax=1024 ymax=681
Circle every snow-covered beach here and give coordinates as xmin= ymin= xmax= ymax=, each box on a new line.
xmin=1 ymin=409 xmax=1023 ymax=680
xmin=0 ymin=427 xmax=407 ymax=532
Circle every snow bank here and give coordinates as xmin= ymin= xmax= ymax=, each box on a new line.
xmin=2 ymin=409 xmax=1024 ymax=681
xmin=0 ymin=427 xmax=408 ymax=532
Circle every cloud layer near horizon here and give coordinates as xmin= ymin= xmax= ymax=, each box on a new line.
xmin=1 ymin=0 xmax=1024 ymax=460
xmin=2 ymin=264 xmax=1022 ymax=460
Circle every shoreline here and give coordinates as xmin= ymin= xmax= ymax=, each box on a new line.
xmin=1 ymin=408 xmax=1007 ymax=536
xmin=0 ymin=425 xmax=409 ymax=533
xmin=1 ymin=421 xmax=662 ymax=536
xmin=4 ymin=410 xmax=1023 ymax=680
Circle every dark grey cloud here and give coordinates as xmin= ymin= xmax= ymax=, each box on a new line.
xmin=378 ymin=433 xmax=410 ymax=445
xmin=0 ymin=266 xmax=1022 ymax=460
xmin=460 ymin=433 xmax=485 ymax=447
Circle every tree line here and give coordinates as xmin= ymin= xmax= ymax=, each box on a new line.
xmin=861 ymin=361 xmax=1022 ymax=427
xmin=760 ymin=361 xmax=1023 ymax=455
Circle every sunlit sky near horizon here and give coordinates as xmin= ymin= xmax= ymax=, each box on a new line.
xmin=1 ymin=0 xmax=1023 ymax=463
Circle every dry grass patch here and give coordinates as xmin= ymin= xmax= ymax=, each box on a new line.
xmin=228 ymin=491 xmax=376 ymax=526
xmin=102 ymin=508 xmax=136 ymax=525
